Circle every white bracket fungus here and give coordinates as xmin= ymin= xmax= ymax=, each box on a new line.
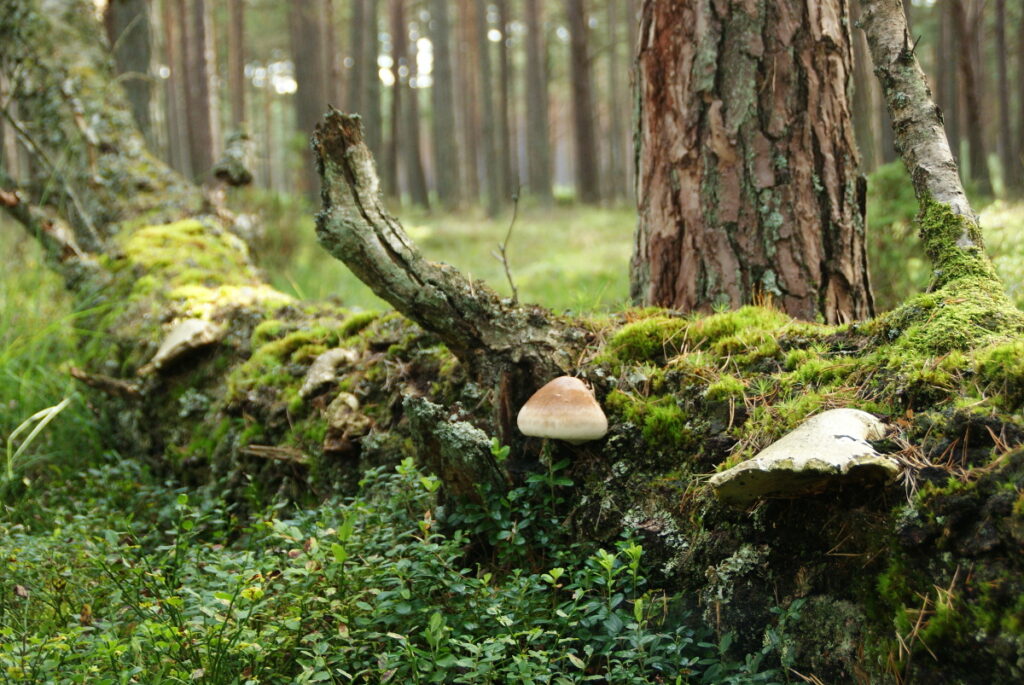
xmin=709 ymin=408 xmax=900 ymax=506
xmin=139 ymin=318 xmax=224 ymax=375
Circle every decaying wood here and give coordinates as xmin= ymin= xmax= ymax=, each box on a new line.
xmin=312 ymin=109 xmax=586 ymax=438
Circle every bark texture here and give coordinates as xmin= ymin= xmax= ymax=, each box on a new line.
xmin=631 ymin=0 xmax=873 ymax=324
xmin=566 ymin=0 xmax=600 ymax=204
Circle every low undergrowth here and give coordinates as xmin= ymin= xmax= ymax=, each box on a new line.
xmin=1 ymin=454 xmax=789 ymax=684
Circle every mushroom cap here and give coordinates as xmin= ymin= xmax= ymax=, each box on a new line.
xmin=517 ymin=376 xmax=608 ymax=444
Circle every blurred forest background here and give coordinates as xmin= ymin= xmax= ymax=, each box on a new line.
xmin=4 ymin=0 xmax=1024 ymax=313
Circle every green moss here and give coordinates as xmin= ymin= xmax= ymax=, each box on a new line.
xmin=603 ymin=314 xmax=688 ymax=364
xmin=340 ymin=310 xmax=380 ymax=337
xmin=252 ymin=319 xmax=286 ymax=346
xmin=706 ymin=375 xmax=745 ymax=402
xmin=686 ymin=305 xmax=792 ymax=347
xmin=974 ymin=340 xmax=1024 ymax=410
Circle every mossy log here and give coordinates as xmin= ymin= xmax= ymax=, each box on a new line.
xmin=3 ymin=1 xmax=1024 ymax=681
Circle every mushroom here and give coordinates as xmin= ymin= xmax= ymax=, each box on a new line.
xmin=709 ymin=408 xmax=899 ymax=506
xmin=517 ymin=376 xmax=608 ymax=444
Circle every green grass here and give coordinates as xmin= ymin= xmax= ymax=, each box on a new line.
xmin=237 ymin=189 xmax=635 ymax=313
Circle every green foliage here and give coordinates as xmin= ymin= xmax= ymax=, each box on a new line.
xmin=0 ymin=456 xmax=786 ymax=684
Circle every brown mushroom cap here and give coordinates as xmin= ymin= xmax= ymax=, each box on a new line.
xmin=517 ymin=376 xmax=608 ymax=444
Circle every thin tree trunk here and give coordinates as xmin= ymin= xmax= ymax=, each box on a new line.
xmin=936 ymin=2 xmax=960 ymax=165
xmin=103 ymin=0 xmax=153 ymax=145
xmin=363 ymin=0 xmax=383 ymax=162
xmin=403 ymin=31 xmax=430 ymax=208
xmin=347 ymin=0 xmax=365 ymax=114
xmin=227 ymin=0 xmax=245 ymax=128
xmin=182 ymin=0 xmax=217 ymax=180
xmin=632 ymin=0 xmax=873 ymax=323
xmin=476 ymin=0 xmax=501 ymax=216
xmin=952 ymin=0 xmax=993 ymax=195
xmin=289 ymin=0 xmax=330 ymax=201
xmin=429 ymin=0 xmax=459 ymax=208
xmin=496 ymin=0 xmax=515 ymax=199
xmin=566 ymin=0 xmax=600 ymax=204
xmin=456 ymin=0 xmax=480 ymax=203
xmin=626 ymin=0 xmax=638 ymax=199
xmin=323 ymin=0 xmax=341 ymax=106
xmin=386 ymin=0 xmax=402 ymax=200
xmin=1018 ymin=0 xmax=1024 ymax=190
xmin=161 ymin=0 xmax=190 ymax=175
xmin=996 ymin=0 xmax=1021 ymax=193
xmin=524 ymin=0 xmax=552 ymax=202
xmin=850 ymin=2 xmax=878 ymax=173
xmin=605 ymin=0 xmax=626 ymax=199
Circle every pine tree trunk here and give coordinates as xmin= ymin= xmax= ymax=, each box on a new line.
xmin=952 ymin=0 xmax=993 ymax=196
xmin=227 ymin=0 xmax=245 ymax=128
xmin=935 ymin=2 xmax=961 ymax=165
xmin=103 ymin=0 xmax=153 ymax=145
xmin=182 ymin=0 xmax=217 ymax=180
xmin=631 ymin=0 xmax=873 ymax=324
xmin=428 ymin=0 xmax=459 ymax=208
xmin=496 ymin=0 xmax=515 ymax=200
xmin=566 ymin=0 xmax=600 ymax=204
xmin=385 ymin=0 xmax=402 ymax=200
xmin=347 ymin=0 xmax=365 ymax=114
xmin=402 ymin=36 xmax=430 ymax=208
xmin=289 ymin=0 xmax=329 ymax=201
xmin=605 ymin=0 xmax=626 ymax=199
xmin=996 ymin=0 xmax=1021 ymax=193
xmin=363 ymin=0 xmax=383 ymax=162
xmin=524 ymin=0 xmax=552 ymax=202
xmin=456 ymin=0 xmax=480 ymax=203
xmin=161 ymin=0 xmax=191 ymax=176
xmin=476 ymin=0 xmax=501 ymax=216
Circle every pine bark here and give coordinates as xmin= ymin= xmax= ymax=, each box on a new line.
xmin=951 ymin=0 xmax=993 ymax=196
xmin=428 ymin=0 xmax=459 ymax=208
xmin=566 ymin=0 xmax=600 ymax=204
xmin=523 ymin=0 xmax=552 ymax=202
xmin=103 ymin=0 xmax=153 ymax=145
xmin=631 ymin=0 xmax=873 ymax=324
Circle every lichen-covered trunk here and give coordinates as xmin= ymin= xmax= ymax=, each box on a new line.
xmin=631 ymin=0 xmax=874 ymax=324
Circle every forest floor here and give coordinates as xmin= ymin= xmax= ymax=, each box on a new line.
xmin=3 ymin=167 xmax=1024 ymax=682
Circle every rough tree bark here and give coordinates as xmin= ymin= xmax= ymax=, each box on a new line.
xmin=6 ymin=4 xmax=1024 ymax=683
xmin=631 ymin=0 xmax=874 ymax=324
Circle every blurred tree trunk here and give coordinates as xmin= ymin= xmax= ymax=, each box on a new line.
xmin=385 ymin=0 xmax=402 ymax=199
xmin=632 ymin=0 xmax=873 ymax=323
xmin=402 ymin=29 xmax=430 ymax=208
xmin=227 ymin=0 xmax=245 ymax=128
xmin=952 ymin=0 xmax=993 ymax=196
xmin=1018 ymin=1 xmax=1024 ymax=190
xmin=347 ymin=0 xmax=365 ymax=113
xmin=289 ymin=0 xmax=330 ymax=201
xmin=625 ymin=0 xmax=638 ymax=197
xmin=476 ymin=0 xmax=501 ymax=216
xmin=323 ymin=0 xmax=341 ymax=106
xmin=496 ymin=0 xmax=515 ymax=200
xmin=181 ymin=0 xmax=217 ymax=181
xmin=103 ymin=0 xmax=153 ymax=145
xmin=850 ymin=2 xmax=878 ymax=173
xmin=996 ymin=0 xmax=1021 ymax=193
xmin=566 ymin=0 xmax=600 ymax=204
xmin=429 ymin=0 xmax=459 ymax=208
xmin=605 ymin=0 xmax=626 ymax=199
xmin=363 ymin=0 xmax=383 ymax=162
xmin=161 ymin=0 xmax=191 ymax=175
xmin=456 ymin=0 xmax=480 ymax=203
xmin=936 ymin=2 xmax=961 ymax=166
xmin=524 ymin=0 xmax=552 ymax=202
